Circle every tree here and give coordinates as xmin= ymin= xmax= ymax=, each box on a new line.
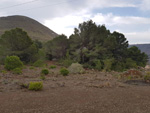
xmin=34 ymin=39 xmax=43 ymax=49
xmin=68 ymin=20 xmax=129 ymax=66
xmin=111 ymin=32 xmax=128 ymax=60
xmin=0 ymin=28 xmax=38 ymax=63
xmin=0 ymin=28 xmax=32 ymax=51
xmin=127 ymin=46 xmax=148 ymax=67
xmin=69 ymin=20 xmax=110 ymax=64
xmin=45 ymin=20 xmax=149 ymax=71
xmin=45 ymin=34 xmax=69 ymax=60
xmin=67 ymin=20 xmax=148 ymax=71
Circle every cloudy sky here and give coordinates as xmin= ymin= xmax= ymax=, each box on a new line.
xmin=0 ymin=0 xmax=150 ymax=44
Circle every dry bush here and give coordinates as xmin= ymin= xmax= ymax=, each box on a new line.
xmin=68 ymin=63 xmax=85 ymax=74
xmin=121 ymin=69 xmax=143 ymax=79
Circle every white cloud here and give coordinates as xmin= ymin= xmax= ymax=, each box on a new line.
xmin=0 ymin=12 xmax=7 ymax=17
xmin=125 ymin=31 xmax=150 ymax=44
xmin=44 ymin=10 xmax=91 ymax=36
xmin=0 ymin=0 xmax=138 ymax=21
xmin=44 ymin=12 xmax=150 ymax=44
xmin=140 ymin=0 xmax=150 ymax=11
xmin=85 ymin=0 xmax=137 ymax=10
xmin=91 ymin=13 xmax=150 ymax=26
xmin=0 ymin=0 xmax=10 ymax=3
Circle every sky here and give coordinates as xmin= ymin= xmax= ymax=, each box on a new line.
xmin=0 ymin=0 xmax=150 ymax=44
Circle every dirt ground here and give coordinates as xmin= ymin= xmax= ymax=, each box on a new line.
xmin=0 ymin=64 xmax=150 ymax=113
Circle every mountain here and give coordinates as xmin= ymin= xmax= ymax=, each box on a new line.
xmin=0 ymin=15 xmax=58 ymax=42
xmin=129 ymin=44 xmax=150 ymax=63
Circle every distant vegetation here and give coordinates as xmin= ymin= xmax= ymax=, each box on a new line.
xmin=0 ymin=20 xmax=148 ymax=72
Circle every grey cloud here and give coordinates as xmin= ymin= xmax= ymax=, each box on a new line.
xmin=0 ymin=0 xmax=87 ymax=21
xmin=0 ymin=0 xmax=141 ymax=22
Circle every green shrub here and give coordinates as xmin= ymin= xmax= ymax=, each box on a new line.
xmin=23 ymin=65 xmax=27 ymax=69
xmin=125 ymin=58 xmax=137 ymax=69
xmin=60 ymin=68 xmax=69 ymax=76
xmin=41 ymin=69 xmax=49 ymax=75
xmin=144 ymin=72 xmax=150 ymax=82
xmin=33 ymin=60 xmax=44 ymax=67
xmin=103 ymin=59 xmax=114 ymax=72
xmin=59 ymin=59 xmax=74 ymax=67
xmin=112 ymin=61 xmax=126 ymax=72
xmin=68 ymin=63 xmax=85 ymax=74
xmin=144 ymin=75 xmax=150 ymax=81
xmin=29 ymin=66 xmax=34 ymax=70
xmin=83 ymin=63 xmax=93 ymax=69
xmin=40 ymin=75 xmax=46 ymax=80
xmin=127 ymin=75 xmax=132 ymax=80
xmin=44 ymin=63 xmax=48 ymax=67
xmin=4 ymin=56 xmax=23 ymax=70
xmin=49 ymin=65 xmax=56 ymax=69
xmin=1 ymin=70 xmax=7 ymax=74
xmin=13 ymin=68 xmax=22 ymax=75
xmin=28 ymin=82 xmax=43 ymax=91
xmin=94 ymin=60 xmax=102 ymax=71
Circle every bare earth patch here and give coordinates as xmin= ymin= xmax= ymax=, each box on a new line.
xmin=0 ymin=64 xmax=150 ymax=113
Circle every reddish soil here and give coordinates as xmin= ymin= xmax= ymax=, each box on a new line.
xmin=0 ymin=64 xmax=150 ymax=113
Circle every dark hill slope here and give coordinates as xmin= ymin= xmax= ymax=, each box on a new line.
xmin=0 ymin=15 xmax=58 ymax=42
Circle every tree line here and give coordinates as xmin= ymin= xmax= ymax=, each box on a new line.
xmin=0 ymin=20 xmax=148 ymax=71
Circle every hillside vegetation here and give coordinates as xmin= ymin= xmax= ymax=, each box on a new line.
xmin=0 ymin=15 xmax=58 ymax=42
